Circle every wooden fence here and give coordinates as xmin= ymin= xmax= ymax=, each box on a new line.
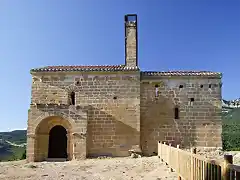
xmin=158 ymin=141 xmax=240 ymax=180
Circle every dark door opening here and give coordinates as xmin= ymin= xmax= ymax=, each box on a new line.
xmin=48 ymin=125 xmax=68 ymax=159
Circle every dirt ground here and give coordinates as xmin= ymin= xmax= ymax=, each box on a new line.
xmin=0 ymin=156 xmax=178 ymax=180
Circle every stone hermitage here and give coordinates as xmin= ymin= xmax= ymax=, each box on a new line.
xmin=26 ymin=14 xmax=222 ymax=162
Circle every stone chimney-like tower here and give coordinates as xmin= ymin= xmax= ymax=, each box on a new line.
xmin=125 ymin=14 xmax=138 ymax=67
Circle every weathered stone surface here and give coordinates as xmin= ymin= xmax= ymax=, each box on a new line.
xmin=26 ymin=15 xmax=222 ymax=162
xmin=28 ymin=72 xmax=141 ymax=161
xmin=140 ymin=78 xmax=222 ymax=155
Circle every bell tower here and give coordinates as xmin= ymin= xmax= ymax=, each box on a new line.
xmin=125 ymin=14 xmax=138 ymax=67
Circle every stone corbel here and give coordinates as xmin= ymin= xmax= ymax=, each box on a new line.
xmin=80 ymin=132 xmax=87 ymax=137
xmin=30 ymin=103 xmax=37 ymax=107
xmin=72 ymin=132 xmax=87 ymax=138
xmin=27 ymin=134 xmax=36 ymax=139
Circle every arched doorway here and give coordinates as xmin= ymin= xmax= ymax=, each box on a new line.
xmin=48 ymin=125 xmax=68 ymax=159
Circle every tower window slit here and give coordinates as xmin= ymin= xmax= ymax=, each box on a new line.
xmin=174 ymin=107 xmax=179 ymax=119
xmin=189 ymin=98 xmax=194 ymax=106
xmin=69 ymin=92 xmax=75 ymax=105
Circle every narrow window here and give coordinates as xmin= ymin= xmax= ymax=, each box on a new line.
xmin=155 ymin=84 xmax=159 ymax=97
xmin=190 ymin=98 xmax=194 ymax=106
xmin=69 ymin=92 xmax=75 ymax=105
xmin=174 ymin=107 xmax=179 ymax=119
xmin=200 ymin=84 xmax=203 ymax=88
xmin=179 ymin=85 xmax=183 ymax=89
xmin=209 ymin=84 xmax=212 ymax=88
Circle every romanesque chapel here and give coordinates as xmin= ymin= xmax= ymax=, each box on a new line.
xmin=27 ymin=14 xmax=222 ymax=162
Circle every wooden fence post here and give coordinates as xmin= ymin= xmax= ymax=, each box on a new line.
xmin=160 ymin=141 xmax=162 ymax=160
xmin=158 ymin=141 xmax=161 ymax=159
xmin=163 ymin=142 xmax=166 ymax=162
xmin=222 ymin=154 xmax=233 ymax=180
xmin=168 ymin=143 xmax=174 ymax=172
xmin=163 ymin=142 xmax=167 ymax=163
xmin=168 ymin=143 xmax=172 ymax=166
xmin=176 ymin=145 xmax=181 ymax=180
xmin=191 ymin=147 xmax=197 ymax=180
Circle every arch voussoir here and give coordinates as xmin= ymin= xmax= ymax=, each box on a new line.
xmin=33 ymin=112 xmax=77 ymax=135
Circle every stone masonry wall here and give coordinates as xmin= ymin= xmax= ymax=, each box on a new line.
xmin=29 ymin=71 xmax=140 ymax=157
xmin=140 ymin=75 xmax=222 ymax=156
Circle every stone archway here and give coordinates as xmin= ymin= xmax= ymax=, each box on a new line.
xmin=33 ymin=116 xmax=74 ymax=161
xmin=48 ymin=125 xmax=68 ymax=159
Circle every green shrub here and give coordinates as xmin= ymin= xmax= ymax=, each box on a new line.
xmin=222 ymin=123 xmax=240 ymax=151
xmin=20 ymin=150 xmax=26 ymax=160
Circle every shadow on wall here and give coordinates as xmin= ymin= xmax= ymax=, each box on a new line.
xmin=32 ymin=104 xmax=140 ymax=159
xmin=31 ymin=77 xmax=140 ymax=158
xmin=86 ymin=105 xmax=140 ymax=157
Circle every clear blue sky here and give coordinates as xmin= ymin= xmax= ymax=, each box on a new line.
xmin=0 ymin=0 xmax=240 ymax=131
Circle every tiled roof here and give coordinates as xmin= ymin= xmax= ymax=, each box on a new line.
xmin=30 ymin=65 xmax=140 ymax=72
xmin=141 ymin=71 xmax=222 ymax=77
xmin=30 ymin=66 xmax=221 ymax=77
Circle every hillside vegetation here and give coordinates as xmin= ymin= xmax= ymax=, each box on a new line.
xmin=0 ymin=130 xmax=26 ymax=161
xmin=222 ymin=108 xmax=240 ymax=150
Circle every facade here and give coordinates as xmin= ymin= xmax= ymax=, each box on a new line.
xmin=27 ymin=14 xmax=222 ymax=162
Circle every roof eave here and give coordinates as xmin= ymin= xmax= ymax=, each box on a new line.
xmin=30 ymin=69 xmax=140 ymax=74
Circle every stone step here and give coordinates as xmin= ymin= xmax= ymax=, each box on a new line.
xmin=45 ymin=158 xmax=67 ymax=162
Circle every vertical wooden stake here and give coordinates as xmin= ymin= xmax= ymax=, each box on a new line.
xmin=168 ymin=144 xmax=173 ymax=172
xmin=158 ymin=141 xmax=161 ymax=159
xmin=163 ymin=142 xmax=166 ymax=162
xmin=160 ymin=141 xmax=162 ymax=160
xmin=169 ymin=143 xmax=172 ymax=165
xmin=222 ymin=154 xmax=233 ymax=180
xmin=191 ymin=147 xmax=197 ymax=180
xmin=176 ymin=145 xmax=181 ymax=179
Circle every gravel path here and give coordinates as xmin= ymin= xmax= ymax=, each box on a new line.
xmin=0 ymin=156 xmax=178 ymax=180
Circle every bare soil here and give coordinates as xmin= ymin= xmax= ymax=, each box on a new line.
xmin=0 ymin=156 xmax=178 ymax=180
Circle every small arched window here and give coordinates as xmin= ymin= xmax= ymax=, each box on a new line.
xmin=174 ymin=107 xmax=179 ymax=119
xmin=69 ymin=91 xmax=75 ymax=105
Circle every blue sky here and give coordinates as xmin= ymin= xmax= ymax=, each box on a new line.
xmin=0 ymin=0 xmax=240 ymax=131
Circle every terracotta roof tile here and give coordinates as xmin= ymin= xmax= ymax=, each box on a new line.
xmin=141 ymin=71 xmax=222 ymax=77
xmin=30 ymin=65 xmax=221 ymax=77
xmin=30 ymin=65 xmax=140 ymax=72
